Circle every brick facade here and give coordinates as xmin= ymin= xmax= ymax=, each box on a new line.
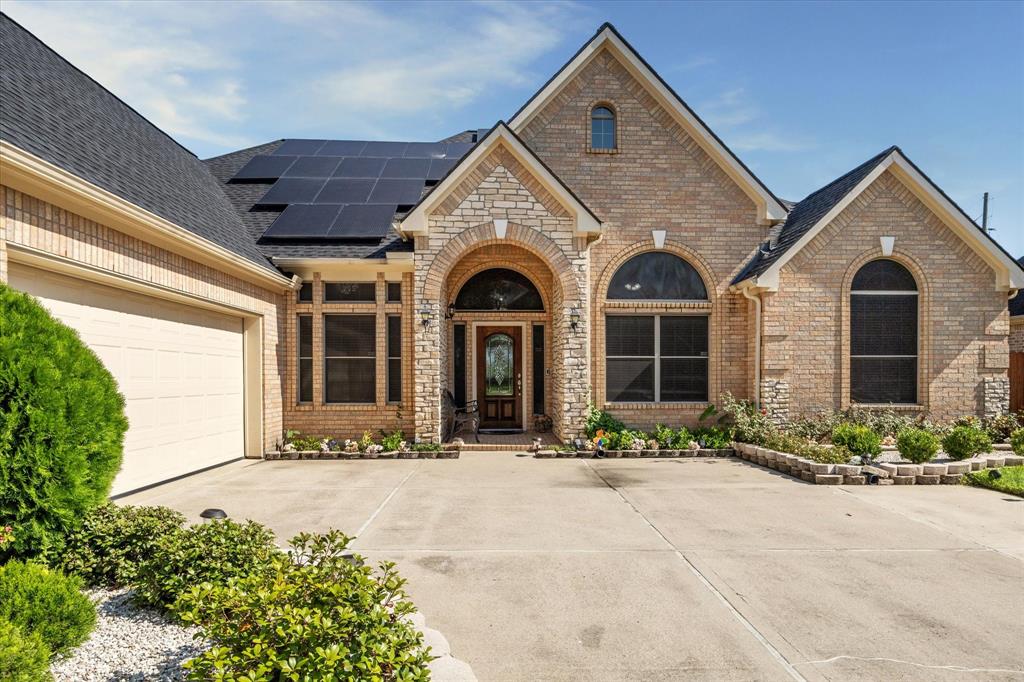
xmin=0 ymin=185 xmax=288 ymax=451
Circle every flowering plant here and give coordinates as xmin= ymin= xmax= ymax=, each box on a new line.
xmin=365 ymin=444 xmax=384 ymax=455
xmin=0 ymin=525 xmax=13 ymax=548
xmin=344 ymin=439 xmax=360 ymax=453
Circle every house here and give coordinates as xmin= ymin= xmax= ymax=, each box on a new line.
xmin=2 ymin=15 xmax=1022 ymax=494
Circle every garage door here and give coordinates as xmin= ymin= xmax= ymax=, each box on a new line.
xmin=9 ymin=264 xmax=245 ymax=495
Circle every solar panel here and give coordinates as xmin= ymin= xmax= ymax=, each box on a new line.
xmin=256 ymin=178 xmax=327 ymax=205
xmin=381 ymin=157 xmax=431 ymax=179
xmin=282 ymin=156 xmax=343 ymax=178
xmin=261 ymin=204 xmax=341 ymax=239
xmin=368 ymin=178 xmax=424 ymax=204
xmin=334 ymin=157 xmax=388 ymax=178
xmin=231 ymin=155 xmax=296 ymax=181
xmin=427 ymin=157 xmax=458 ymax=181
xmin=361 ymin=141 xmax=408 ymax=157
xmin=318 ymin=140 xmax=367 ymax=156
xmin=274 ymin=139 xmax=327 ymax=155
xmin=404 ymin=142 xmax=447 ymax=158
xmin=328 ymin=204 xmax=397 ymax=238
xmin=315 ymin=178 xmax=375 ymax=204
xmin=445 ymin=142 xmax=474 ymax=158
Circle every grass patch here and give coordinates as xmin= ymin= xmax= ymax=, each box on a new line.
xmin=964 ymin=466 xmax=1024 ymax=497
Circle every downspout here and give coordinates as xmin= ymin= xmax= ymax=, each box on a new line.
xmin=742 ymin=286 xmax=762 ymax=408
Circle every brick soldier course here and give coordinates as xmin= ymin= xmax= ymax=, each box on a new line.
xmin=3 ymin=17 xmax=1022 ymax=483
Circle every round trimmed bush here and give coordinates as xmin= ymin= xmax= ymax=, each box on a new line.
xmin=59 ymin=503 xmax=186 ymax=587
xmin=1010 ymin=428 xmax=1024 ymax=456
xmin=0 ymin=284 xmax=127 ymax=561
xmin=831 ymin=423 xmax=882 ymax=458
xmin=941 ymin=425 xmax=992 ymax=461
xmin=0 ymin=561 xmax=95 ymax=656
xmin=896 ymin=428 xmax=940 ymax=464
xmin=0 ymin=618 xmax=51 ymax=682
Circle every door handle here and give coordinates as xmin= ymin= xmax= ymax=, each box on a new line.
xmin=517 ymin=373 xmax=522 ymax=391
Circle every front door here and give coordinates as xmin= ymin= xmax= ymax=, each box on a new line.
xmin=476 ymin=326 xmax=522 ymax=431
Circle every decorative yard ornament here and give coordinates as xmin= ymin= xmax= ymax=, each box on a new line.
xmin=880 ymin=236 xmax=895 ymax=256
xmin=652 ymin=229 xmax=667 ymax=249
xmin=494 ymin=218 xmax=508 ymax=239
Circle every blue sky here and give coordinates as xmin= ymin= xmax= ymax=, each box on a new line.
xmin=7 ymin=0 xmax=1023 ymax=256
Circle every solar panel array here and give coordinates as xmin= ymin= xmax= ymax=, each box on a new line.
xmin=231 ymin=139 xmax=475 ymax=240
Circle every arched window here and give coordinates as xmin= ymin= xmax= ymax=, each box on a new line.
xmin=605 ymin=252 xmax=709 ymax=404
xmin=607 ymin=252 xmax=708 ymax=300
xmin=850 ymin=259 xmax=918 ymax=404
xmin=591 ymin=105 xmax=616 ymax=150
xmin=453 ymin=268 xmax=543 ymax=311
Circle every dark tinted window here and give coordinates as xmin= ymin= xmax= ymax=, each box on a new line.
xmin=387 ymin=316 xmax=401 ymax=402
xmin=387 ymin=282 xmax=402 ymax=303
xmin=454 ymin=268 xmax=543 ymax=311
xmin=591 ymin=106 xmax=616 ymax=150
xmin=298 ymin=315 xmax=312 ymax=403
xmin=606 ymin=316 xmax=654 ymax=402
xmin=324 ymin=314 xmax=375 ymax=403
xmin=324 ymin=282 xmax=376 ymax=302
xmin=606 ymin=315 xmax=708 ymax=402
xmin=850 ymin=260 xmax=917 ymax=403
xmin=608 ymin=252 xmax=707 ymax=300
xmin=532 ymin=325 xmax=545 ymax=415
xmin=851 ymin=259 xmax=917 ymax=291
xmin=453 ymin=324 xmax=467 ymax=407
xmin=298 ymin=282 xmax=313 ymax=302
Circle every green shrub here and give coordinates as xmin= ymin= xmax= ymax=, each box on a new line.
xmin=0 ymin=618 xmax=51 ymax=682
xmin=831 ymin=423 xmax=882 ymax=457
xmin=285 ymin=432 xmax=321 ymax=451
xmin=0 ymin=561 xmax=94 ymax=656
xmin=983 ymin=413 xmax=1021 ymax=442
xmin=176 ymin=530 xmax=432 ymax=681
xmin=719 ymin=392 xmax=777 ymax=445
xmin=584 ymin=403 xmax=625 ymax=438
xmin=1011 ymin=429 xmax=1024 ymax=456
xmin=134 ymin=519 xmax=278 ymax=612
xmin=672 ymin=427 xmax=694 ymax=449
xmin=58 ymin=504 xmax=185 ymax=587
xmin=611 ymin=430 xmax=646 ymax=450
xmin=411 ymin=442 xmax=442 ymax=452
xmin=763 ymin=432 xmax=852 ymax=464
xmin=653 ymin=424 xmax=675 ymax=449
xmin=941 ymin=426 xmax=992 ymax=461
xmin=0 ymin=285 xmax=128 ymax=561
xmin=896 ymin=428 xmax=941 ymax=464
xmin=381 ymin=429 xmax=405 ymax=452
xmin=693 ymin=426 xmax=735 ymax=449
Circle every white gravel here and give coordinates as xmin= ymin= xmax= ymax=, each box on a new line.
xmin=50 ymin=589 xmax=206 ymax=682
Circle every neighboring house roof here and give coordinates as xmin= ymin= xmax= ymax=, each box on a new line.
xmin=1011 ymin=257 xmax=1024 ymax=318
xmin=733 ymin=146 xmax=1024 ymax=291
xmin=203 ymin=141 xmax=414 ymax=260
xmin=399 ymin=122 xmax=602 ymax=236
xmin=0 ymin=13 xmax=277 ymax=274
xmin=509 ymin=22 xmax=788 ymax=225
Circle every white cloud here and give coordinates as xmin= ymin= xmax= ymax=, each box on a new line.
xmin=4 ymin=0 xmax=588 ymax=154
xmin=698 ymin=86 xmax=813 ymax=152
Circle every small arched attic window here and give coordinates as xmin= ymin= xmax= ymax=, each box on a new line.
xmin=590 ymin=105 xmax=616 ymax=150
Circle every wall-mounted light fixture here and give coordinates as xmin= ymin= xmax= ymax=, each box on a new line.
xmin=444 ymin=303 xmax=455 ymax=319
xmin=569 ymin=307 xmax=580 ymax=331
xmin=419 ymin=308 xmax=433 ymax=327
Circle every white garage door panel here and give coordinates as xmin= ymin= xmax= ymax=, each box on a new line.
xmin=9 ymin=264 xmax=245 ymax=495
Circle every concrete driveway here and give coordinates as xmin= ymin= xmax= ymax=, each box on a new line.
xmin=122 ymin=453 xmax=1024 ymax=681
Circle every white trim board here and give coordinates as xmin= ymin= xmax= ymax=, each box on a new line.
xmin=508 ymin=24 xmax=787 ymax=226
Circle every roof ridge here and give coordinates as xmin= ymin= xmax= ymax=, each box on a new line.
xmin=203 ymin=139 xmax=284 ymax=162
xmin=0 ymin=12 xmax=200 ymax=160
xmin=795 ymin=145 xmax=897 ymax=204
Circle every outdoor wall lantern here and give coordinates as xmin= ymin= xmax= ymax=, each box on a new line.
xmin=444 ymin=303 xmax=456 ymax=319
xmin=420 ymin=308 xmax=433 ymax=327
xmin=569 ymin=307 xmax=580 ymax=331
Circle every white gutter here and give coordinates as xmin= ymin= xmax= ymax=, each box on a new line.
xmin=742 ymin=286 xmax=762 ymax=408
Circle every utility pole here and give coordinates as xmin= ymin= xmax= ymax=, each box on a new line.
xmin=982 ymin=192 xmax=990 ymax=233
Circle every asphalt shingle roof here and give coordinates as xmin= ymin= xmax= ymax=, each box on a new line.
xmin=0 ymin=13 xmax=276 ymax=273
xmin=733 ymin=146 xmax=897 ymax=284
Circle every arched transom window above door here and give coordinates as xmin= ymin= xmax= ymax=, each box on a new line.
xmin=607 ymin=252 xmax=708 ymax=301
xmin=850 ymin=259 xmax=919 ymax=404
xmin=453 ymin=268 xmax=544 ymax=311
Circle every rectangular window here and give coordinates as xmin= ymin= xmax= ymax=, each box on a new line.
xmin=324 ymin=314 xmax=375 ymax=403
xmin=532 ymin=324 xmax=545 ymax=415
xmin=453 ymin=324 xmax=466 ymax=407
xmin=298 ymin=315 xmax=312 ymax=403
xmin=851 ymin=294 xmax=917 ymax=403
xmin=387 ymin=282 xmax=402 ymax=303
xmin=387 ymin=315 xmax=401 ymax=403
xmin=324 ymin=282 xmax=375 ymax=302
xmin=298 ymin=282 xmax=312 ymax=302
xmin=606 ymin=315 xmax=708 ymax=403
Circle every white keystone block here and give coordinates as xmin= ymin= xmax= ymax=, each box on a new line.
xmin=922 ymin=463 xmax=947 ymax=476
xmin=896 ymin=464 xmax=923 ymax=476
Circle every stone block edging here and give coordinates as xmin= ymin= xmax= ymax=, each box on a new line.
xmin=534 ymin=448 xmax=735 ymax=459
xmin=265 ymin=450 xmax=460 ymax=460
xmin=731 ymin=442 xmax=1022 ymax=487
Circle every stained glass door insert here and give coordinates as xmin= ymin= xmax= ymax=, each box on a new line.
xmin=476 ymin=327 xmax=521 ymax=430
xmin=485 ymin=333 xmax=514 ymax=396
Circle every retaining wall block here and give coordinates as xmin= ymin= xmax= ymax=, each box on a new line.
xmin=843 ymin=475 xmax=866 ymax=485
xmin=878 ymin=463 xmax=899 ymax=476
xmin=915 ymin=474 xmax=940 ymax=485
xmin=814 ymin=474 xmax=843 ymax=485
xmin=835 ymin=464 xmax=862 ymax=476
xmin=940 ymin=474 xmax=963 ymax=484
xmin=809 ymin=462 xmax=834 ymax=475
xmin=800 ymin=471 xmax=815 ymax=482
xmin=985 ymin=457 xmax=1006 ymax=468
xmin=922 ymin=463 xmax=947 ymax=476
xmin=970 ymin=460 xmax=985 ymax=471
xmin=945 ymin=462 xmax=971 ymax=474
xmin=896 ymin=464 xmax=923 ymax=476
xmin=892 ymin=475 xmax=916 ymax=485
xmin=1004 ymin=455 xmax=1024 ymax=466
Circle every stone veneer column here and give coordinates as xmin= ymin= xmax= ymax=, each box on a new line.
xmin=983 ymin=376 xmax=1010 ymax=419
xmin=760 ymin=379 xmax=790 ymax=424
xmin=413 ymin=242 xmax=444 ymax=443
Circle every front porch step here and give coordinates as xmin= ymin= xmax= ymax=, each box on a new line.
xmin=452 ymin=442 xmax=534 ymax=452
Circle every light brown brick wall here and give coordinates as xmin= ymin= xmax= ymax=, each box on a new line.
xmin=282 ymin=271 xmax=415 ymax=440
xmin=762 ymin=170 xmax=1008 ymax=420
xmin=1011 ymin=318 xmax=1024 ymax=354
xmin=0 ymin=185 xmax=287 ymax=450
xmin=519 ymin=47 xmax=763 ymax=428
